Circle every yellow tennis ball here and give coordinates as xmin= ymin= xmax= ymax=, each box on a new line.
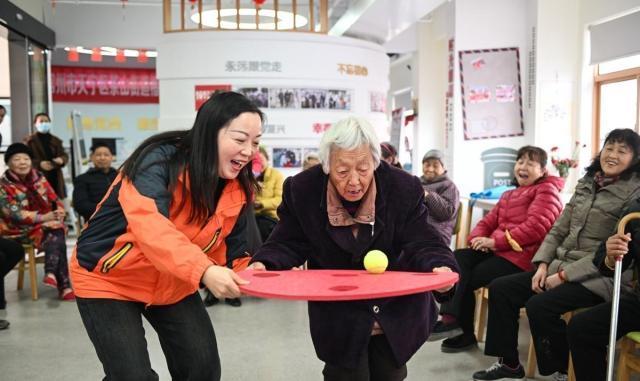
xmin=364 ymin=250 xmax=388 ymax=274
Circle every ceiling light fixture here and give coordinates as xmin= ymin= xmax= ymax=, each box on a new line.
xmin=190 ymin=8 xmax=308 ymax=30
xmin=64 ymin=46 xmax=158 ymax=58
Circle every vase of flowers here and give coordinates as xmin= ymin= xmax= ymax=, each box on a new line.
xmin=550 ymin=142 xmax=586 ymax=179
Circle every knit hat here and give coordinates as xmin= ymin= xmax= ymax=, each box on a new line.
xmin=422 ymin=149 xmax=445 ymax=165
xmin=4 ymin=143 xmax=33 ymax=164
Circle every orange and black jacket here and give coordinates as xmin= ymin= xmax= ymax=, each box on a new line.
xmin=70 ymin=145 xmax=250 ymax=305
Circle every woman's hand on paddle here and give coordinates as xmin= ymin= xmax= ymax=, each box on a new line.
xmin=201 ymin=265 xmax=248 ymax=299
xmin=432 ymin=266 xmax=454 ymax=293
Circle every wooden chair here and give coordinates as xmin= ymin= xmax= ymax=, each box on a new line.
xmin=453 ymin=201 xmax=466 ymax=249
xmin=16 ymin=244 xmax=45 ymax=301
xmin=617 ymin=331 xmax=640 ymax=381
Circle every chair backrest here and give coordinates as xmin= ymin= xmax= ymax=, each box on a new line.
xmin=453 ymin=202 xmax=463 ymax=235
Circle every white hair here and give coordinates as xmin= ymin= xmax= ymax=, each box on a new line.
xmin=318 ymin=117 xmax=381 ymax=174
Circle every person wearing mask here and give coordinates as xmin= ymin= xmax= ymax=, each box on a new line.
xmin=25 ymin=113 xmax=69 ymax=199
xmin=72 ymin=142 xmax=118 ymax=221
xmin=0 ymin=143 xmax=73 ymax=300
xmin=420 ymin=149 xmax=460 ymax=246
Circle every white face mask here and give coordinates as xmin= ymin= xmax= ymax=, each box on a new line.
xmin=35 ymin=122 xmax=51 ymax=133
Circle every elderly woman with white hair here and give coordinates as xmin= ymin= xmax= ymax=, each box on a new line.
xmin=249 ymin=117 xmax=459 ymax=380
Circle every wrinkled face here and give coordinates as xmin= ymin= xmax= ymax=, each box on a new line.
xmin=329 ymin=144 xmax=375 ymax=202
xmin=422 ymin=158 xmax=445 ymax=181
xmin=514 ymin=155 xmax=545 ymax=186
xmin=217 ymin=112 xmax=262 ymax=179
xmin=600 ymin=141 xmax=634 ymax=177
xmin=91 ymin=147 xmax=114 ymax=170
xmin=8 ymin=153 xmax=32 ymax=177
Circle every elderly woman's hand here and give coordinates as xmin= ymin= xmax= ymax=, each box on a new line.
xmin=40 ymin=161 xmax=54 ymax=171
xmin=432 ymin=266 xmax=454 ymax=292
xmin=604 ymin=232 xmax=631 ymax=268
xmin=247 ymin=261 xmax=266 ymax=271
xmin=470 ymin=237 xmax=495 ymax=252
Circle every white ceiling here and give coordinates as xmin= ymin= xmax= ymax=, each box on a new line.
xmin=9 ymin=0 xmax=441 ymax=54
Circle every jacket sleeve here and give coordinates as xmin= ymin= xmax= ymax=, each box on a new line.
xmin=72 ymin=175 xmax=97 ymax=220
xmin=532 ymin=192 xmax=577 ymax=265
xmin=53 ymin=137 xmax=69 ymax=168
xmin=468 ymin=197 xmax=502 ymax=242
xmin=491 ymin=183 xmax=563 ymax=252
xmin=259 ymin=169 xmax=284 ymax=213
xmin=424 ymin=181 xmax=460 ymax=222
xmin=25 ymin=138 xmax=43 ymax=172
xmin=0 ymin=188 xmax=37 ymax=225
xmin=399 ymin=177 xmax=459 ymax=300
xmin=251 ymin=177 xmax=312 ymax=270
xmin=117 ymin=150 xmax=213 ymax=288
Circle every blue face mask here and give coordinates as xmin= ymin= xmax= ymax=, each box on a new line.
xmin=35 ymin=122 xmax=51 ymax=133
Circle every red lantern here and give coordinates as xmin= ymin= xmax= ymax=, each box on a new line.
xmin=115 ymin=48 xmax=126 ymax=63
xmin=253 ymin=0 xmax=267 ymax=6
xmin=137 ymin=49 xmax=148 ymax=63
xmin=67 ymin=47 xmax=79 ymax=62
xmin=91 ymin=47 xmax=102 ymax=62
xmin=189 ymin=0 xmax=197 ymax=9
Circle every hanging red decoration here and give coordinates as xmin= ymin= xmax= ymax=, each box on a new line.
xmin=253 ymin=0 xmax=267 ymax=6
xmin=91 ymin=48 xmax=102 ymax=62
xmin=115 ymin=49 xmax=126 ymax=63
xmin=137 ymin=49 xmax=148 ymax=63
xmin=67 ymin=47 xmax=79 ymax=62
xmin=189 ymin=0 xmax=197 ymax=9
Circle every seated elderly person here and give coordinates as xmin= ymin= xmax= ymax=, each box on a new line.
xmin=249 ymin=117 xmax=458 ymax=380
xmin=0 ymin=143 xmax=74 ymax=300
xmin=302 ymin=152 xmax=320 ymax=170
xmin=72 ymin=142 xmax=118 ymax=221
xmin=420 ymin=149 xmax=460 ymax=246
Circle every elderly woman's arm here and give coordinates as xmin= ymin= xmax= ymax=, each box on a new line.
xmin=423 ymin=181 xmax=459 ymax=222
xmin=400 ymin=177 xmax=459 ymax=273
xmin=251 ymin=178 xmax=313 ymax=270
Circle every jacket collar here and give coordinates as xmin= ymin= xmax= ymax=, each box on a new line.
xmin=326 ymin=178 xmax=376 ymax=227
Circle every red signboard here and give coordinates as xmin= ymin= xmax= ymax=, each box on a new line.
xmin=195 ymin=85 xmax=232 ymax=110
xmin=52 ymin=66 xmax=159 ymax=104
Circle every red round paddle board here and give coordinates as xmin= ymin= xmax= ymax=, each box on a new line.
xmin=238 ymin=269 xmax=459 ymax=301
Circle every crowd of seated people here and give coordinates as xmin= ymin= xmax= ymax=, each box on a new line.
xmin=4 ymin=109 xmax=640 ymax=381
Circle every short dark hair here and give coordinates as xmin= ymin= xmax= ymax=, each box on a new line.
xmin=0 ymin=105 xmax=6 ymax=112
xmin=33 ymin=112 xmax=50 ymax=123
xmin=90 ymin=142 xmax=114 ymax=154
xmin=585 ymin=128 xmax=640 ymax=178
xmin=380 ymin=142 xmax=397 ymax=159
xmin=516 ymin=146 xmax=547 ymax=168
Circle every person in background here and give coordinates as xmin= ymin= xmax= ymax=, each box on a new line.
xmin=380 ymin=141 xmax=402 ymax=169
xmin=254 ymin=146 xmax=284 ymax=242
xmin=0 ymin=238 xmax=24 ymax=330
xmin=430 ymin=146 xmax=564 ymax=357
xmin=471 ymin=130 xmax=640 ymax=381
xmin=420 ymin=149 xmax=460 ymax=246
xmin=303 ymin=152 xmax=320 ymax=170
xmin=72 ymin=142 xmax=118 ymax=221
xmin=0 ymin=143 xmax=73 ymax=300
xmin=25 ymin=113 xmax=69 ymax=199
xmin=0 ymin=105 xmax=6 ymax=147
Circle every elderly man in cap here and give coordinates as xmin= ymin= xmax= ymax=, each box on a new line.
xmin=420 ymin=149 xmax=460 ymax=246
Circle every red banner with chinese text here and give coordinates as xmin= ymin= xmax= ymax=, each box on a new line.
xmin=52 ymin=66 xmax=159 ymax=103
xmin=195 ymin=85 xmax=232 ymax=110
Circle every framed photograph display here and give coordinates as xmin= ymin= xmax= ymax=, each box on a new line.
xmin=459 ymin=47 xmax=524 ymax=140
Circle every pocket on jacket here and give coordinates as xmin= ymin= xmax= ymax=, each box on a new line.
xmin=100 ymin=242 xmax=133 ymax=273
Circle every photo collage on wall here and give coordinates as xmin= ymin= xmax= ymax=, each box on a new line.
xmin=269 ymin=147 xmax=320 ymax=169
xmin=236 ymin=87 xmax=352 ymax=110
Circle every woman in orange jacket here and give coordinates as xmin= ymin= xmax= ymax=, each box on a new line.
xmin=70 ymin=92 xmax=263 ymax=380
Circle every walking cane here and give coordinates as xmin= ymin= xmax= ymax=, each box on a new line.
xmin=606 ymin=212 xmax=640 ymax=381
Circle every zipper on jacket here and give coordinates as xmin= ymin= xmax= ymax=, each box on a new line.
xmin=369 ymin=222 xmax=375 ymax=237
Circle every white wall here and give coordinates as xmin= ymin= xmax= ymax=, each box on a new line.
xmin=157 ymin=31 xmax=390 ymax=178
xmin=451 ymin=0 xmax=531 ymax=196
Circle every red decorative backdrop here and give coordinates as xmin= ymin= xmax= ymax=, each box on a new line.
xmin=52 ymin=66 xmax=159 ymax=103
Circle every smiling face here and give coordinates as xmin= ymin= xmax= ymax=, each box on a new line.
xmin=422 ymin=158 xmax=445 ymax=181
xmin=217 ymin=112 xmax=262 ymax=180
xmin=514 ymin=154 xmax=545 ymax=186
xmin=8 ymin=153 xmax=32 ymax=177
xmin=329 ymin=144 xmax=375 ymax=202
xmin=600 ymin=141 xmax=634 ymax=177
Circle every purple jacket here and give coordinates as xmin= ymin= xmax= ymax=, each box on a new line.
xmin=251 ymin=162 xmax=459 ymax=369
xmin=420 ymin=173 xmax=460 ymax=245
